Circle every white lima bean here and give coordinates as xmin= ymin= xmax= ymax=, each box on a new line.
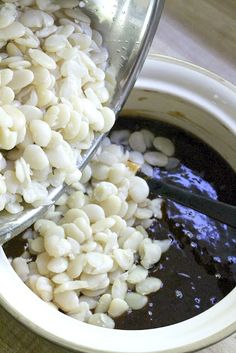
xmin=11 ymin=110 xmax=175 ymax=328
xmin=108 ymin=298 xmax=129 ymax=318
xmin=88 ymin=313 xmax=115 ymax=329
xmin=29 ymin=120 xmax=52 ymax=147
xmin=54 ymin=291 xmax=79 ymax=312
xmin=35 ymin=276 xmax=53 ymax=301
xmin=95 ymin=294 xmax=112 ymax=313
xmin=0 ymin=0 xmax=115 ymax=214
xmin=129 ymin=131 xmax=146 ymax=153
xmin=136 ymin=277 xmax=162 ymax=295
xmin=153 ymin=136 xmax=175 ymax=156
xmin=129 ymin=176 xmax=149 ymax=203
xmin=125 ymin=292 xmax=148 ymax=310
xmin=144 ymin=151 xmax=168 ymax=167
xmin=12 ymin=257 xmax=29 ymax=282
xmin=165 ymin=157 xmax=180 ymax=170
xmin=139 ymin=238 xmax=162 ymax=269
xmin=79 ymin=296 xmax=98 ymax=310
xmin=129 ymin=151 xmax=144 ymax=165
xmin=127 ymin=265 xmax=148 ymax=284
xmin=69 ymin=302 xmax=92 ymax=322
xmin=140 ymin=129 xmax=154 ymax=148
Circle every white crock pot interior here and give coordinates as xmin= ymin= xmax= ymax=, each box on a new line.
xmin=0 ymin=55 xmax=235 ymax=353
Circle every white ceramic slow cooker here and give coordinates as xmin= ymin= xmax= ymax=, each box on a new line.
xmin=0 ymin=55 xmax=235 ymax=353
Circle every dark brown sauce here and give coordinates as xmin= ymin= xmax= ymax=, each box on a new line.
xmin=3 ymin=117 xmax=236 ymax=330
xmin=4 ymin=233 xmax=28 ymax=259
xmin=114 ymin=117 xmax=236 ymax=330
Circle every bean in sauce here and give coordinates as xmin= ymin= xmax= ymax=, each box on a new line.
xmin=114 ymin=117 xmax=236 ymax=330
xmin=4 ymin=116 xmax=236 ymax=330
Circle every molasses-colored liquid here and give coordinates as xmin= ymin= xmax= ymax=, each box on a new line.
xmin=114 ymin=117 xmax=236 ymax=329
xmin=4 ymin=117 xmax=236 ymax=330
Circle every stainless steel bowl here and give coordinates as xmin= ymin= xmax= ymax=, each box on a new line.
xmin=0 ymin=0 xmax=164 ymax=245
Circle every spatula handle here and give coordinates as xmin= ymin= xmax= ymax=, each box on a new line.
xmin=139 ymin=171 xmax=236 ymax=229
